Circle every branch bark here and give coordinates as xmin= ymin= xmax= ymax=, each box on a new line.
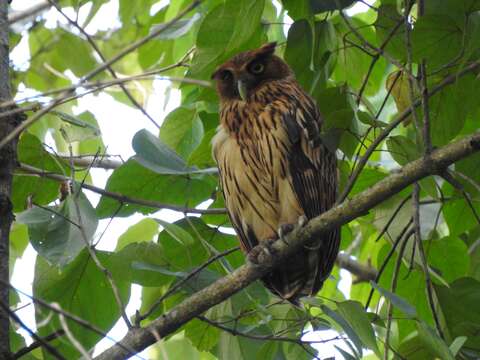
xmin=7 ymin=0 xmax=50 ymax=25
xmin=94 ymin=131 xmax=480 ymax=360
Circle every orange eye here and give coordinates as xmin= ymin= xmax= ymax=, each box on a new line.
xmin=249 ymin=62 xmax=265 ymax=74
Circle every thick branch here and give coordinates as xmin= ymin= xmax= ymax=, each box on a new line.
xmin=336 ymin=252 xmax=377 ymax=283
xmin=94 ymin=132 xmax=480 ymax=360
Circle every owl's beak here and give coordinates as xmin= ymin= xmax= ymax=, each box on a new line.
xmin=237 ymin=80 xmax=248 ymax=101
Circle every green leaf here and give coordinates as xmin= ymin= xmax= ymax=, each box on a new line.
xmin=332 ymin=19 xmax=386 ymax=96
xmin=370 ymin=282 xmax=417 ymax=317
xmin=336 ymin=301 xmax=380 ymax=356
xmin=119 ymin=0 xmax=153 ymax=25
xmin=34 ymin=250 xmax=130 ymax=359
xmin=151 ymin=331 xmax=217 ymax=360
xmin=375 ymin=5 xmax=406 ymax=62
xmin=191 ymin=0 xmax=266 ymax=78
xmin=185 ymin=318 xmax=220 ymax=351
xmin=54 ymin=29 xmax=97 ymax=76
xmin=386 ymin=135 xmax=420 ymax=165
xmin=435 ymin=278 xmax=480 ymax=352
xmin=398 ymin=332 xmax=439 ymax=360
xmin=157 ymin=217 xmax=242 ymax=271
xmin=334 ymin=345 xmax=358 ymax=360
xmin=411 ymin=15 xmax=463 ymax=71
xmin=116 ymin=218 xmax=159 ymax=251
xmin=417 ymin=321 xmax=455 ymax=360
xmin=155 ymin=218 xmax=195 ymax=246
xmin=188 ymin=128 xmax=216 ymax=168
xmin=443 ymin=197 xmax=480 ymax=236
xmin=151 ymin=13 xmax=201 ymax=40
xmin=321 ymin=304 xmax=363 ymax=357
xmin=450 ymin=336 xmax=468 ymax=356
xmin=428 ymin=75 xmax=478 ymax=146
xmin=12 ymin=133 xmax=68 ymax=212
xmin=17 ymin=190 xmax=98 ymax=266
xmin=282 ymin=0 xmax=357 ymax=19
xmin=109 ymin=242 xmax=169 ymax=286
xmin=427 ymin=236 xmax=469 ymax=282
xmin=96 ymin=159 xmax=216 ymax=218
xmin=10 ymin=223 xmax=30 ymax=263
xmin=285 ymin=20 xmax=336 ymax=93
xmin=309 ymin=0 xmax=357 ymax=12
xmin=160 ymin=107 xmax=204 ymax=159
xmin=132 ymin=129 xmax=216 ymax=175
xmin=54 ymin=111 xmax=104 ymax=155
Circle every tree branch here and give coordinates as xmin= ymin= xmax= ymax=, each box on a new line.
xmin=94 ymin=131 xmax=480 ymax=360
xmin=7 ymin=0 xmax=50 ymax=25
xmin=336 ymin=252 xmax=377 ymax=283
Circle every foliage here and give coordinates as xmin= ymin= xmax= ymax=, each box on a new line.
xmin=6 ymin=0 xmax=480 ymax=359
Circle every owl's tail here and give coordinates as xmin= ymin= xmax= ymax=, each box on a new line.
xmin=262 ymin=230 xmax=340 ymax=303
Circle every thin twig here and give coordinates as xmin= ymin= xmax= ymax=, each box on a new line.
xmin=0 ymin=300 xmax=66 ymax=360
xmin=197 ymin=315 xmax=342 ymax=345
xmin=442 ymin=171 xmax=480 ymax=255
xmin=17 ymin=163 xmax=227 ymax=215
xmin=136 ymin=247 xmax=240 ymax=325
xmin=419 ymin=61 xmax=432 ymax=154
xmin=55 ymin=304 xmax=92 ymax=359
xmin=356 ymin=13 xmax=406 ymax=105
xmin=47 ymin=0 xmax=161 ymax=129
xmin=8 ymin=0 xmax=51 ymax=24
xmin=12 ymin=330 xmax=65 ymax=359
xmin=365 ymin=219 xmax=414 ymax=309
xmin=338 ymin=58 xmax=480 ymax=203
xmin=1 ymin=280 xmax=145 ymax=359
xmin=412 ymin=183 xmax=444 ymax=339
xmin=57 ymin=155 xmax=123 ymax=170
xmin=66 ymin=148 xmax=132 ymax=329
xmin=340 ymin=10 xmax=416 ymax=82
xmin=384 ymin=229 xmax=411 ymax=360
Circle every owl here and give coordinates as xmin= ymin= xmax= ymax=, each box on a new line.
xmin=211 ymin=42 xmax=339 ymax=303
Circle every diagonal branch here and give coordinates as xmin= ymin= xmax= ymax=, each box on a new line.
xmin=94 ymin=131 xmax=480 ymax=360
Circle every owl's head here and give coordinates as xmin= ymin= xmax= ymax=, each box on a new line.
xmin=211 ymin=42 xmax=293 ymax=102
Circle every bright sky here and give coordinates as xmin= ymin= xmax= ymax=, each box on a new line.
xmin=9 ymin=0 xmax=374 ymax=358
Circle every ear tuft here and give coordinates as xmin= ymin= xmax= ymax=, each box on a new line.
xmin=257 ymin=42 xmax=277 ymax=57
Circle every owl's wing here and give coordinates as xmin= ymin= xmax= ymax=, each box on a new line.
xmin=280 ymin=90 xmax=340 ymax=292
xmin=282 ymin=94 xmax=337 ymax=219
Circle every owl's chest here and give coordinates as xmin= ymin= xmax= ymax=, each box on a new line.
xmin=212 ymin=118 xmax=289 ymax=181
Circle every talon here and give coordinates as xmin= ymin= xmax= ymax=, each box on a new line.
xmin=278 ymin=223 xmax=295 ymax=238
xmin=298 ymin=215 xmax=307 ymax=227
xmin=247 ymin=238 xmax=276 ymax=265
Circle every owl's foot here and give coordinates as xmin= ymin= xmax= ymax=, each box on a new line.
xmin=277 ymin=216 xmax=308 ymax=245
xmin=247 ymin=238 xmax=277 ymax=265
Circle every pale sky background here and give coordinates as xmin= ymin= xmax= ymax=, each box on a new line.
xmin=9 ymin=0 xmax=374 ymax=358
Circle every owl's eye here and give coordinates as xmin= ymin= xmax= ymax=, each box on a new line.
xmin=220 ymin=70 xmax=233 ymax=81
xmin=249 ymin=61 xmax=265 ymax=74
